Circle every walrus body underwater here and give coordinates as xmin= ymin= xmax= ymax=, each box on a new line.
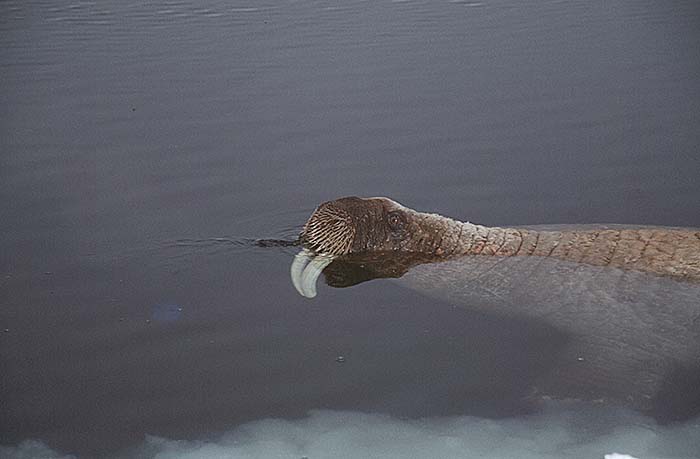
xmin=290 ymin=196 xmax=700 ymax=421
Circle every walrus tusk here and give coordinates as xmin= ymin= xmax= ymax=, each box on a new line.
xmin=290 ymin=249 xmax=334 ymax=298
xmin=301 ymin=254 xmax=334 ymax=298
xmin=291 ymin=249 xmax=313 ymax=296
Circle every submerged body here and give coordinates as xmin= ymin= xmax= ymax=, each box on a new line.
xmin=291 ymin=196 xmax=700 ymax=419
xmin=399 ymin=254 xmax=700 ymax=419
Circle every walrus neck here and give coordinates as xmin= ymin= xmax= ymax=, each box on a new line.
xmin=408 ymin=210 xmax=524 ymax=257
xmin=449 ymin=220 xmax=525 ymax=256
xmin=447 ymin=218 xmax=700 ymax=283
xmin=409 ymin=211 xmax=523 ymax=257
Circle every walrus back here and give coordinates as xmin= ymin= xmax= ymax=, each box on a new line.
xmin=473 ymin=226 xmax=700 ymax=283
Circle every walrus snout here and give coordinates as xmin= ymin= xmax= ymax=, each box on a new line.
xmin=302 ymin=196 xmax=397 ymax=256
xmin=300 ymin=198 xmax=360 ymax=256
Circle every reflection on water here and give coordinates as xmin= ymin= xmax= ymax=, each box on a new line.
xmin=2 ymin=0 xmax=700 ymax=457
xmin=323 ymin=251 xmax=435 ymax=288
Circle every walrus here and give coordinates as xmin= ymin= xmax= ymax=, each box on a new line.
xmin=290 ymin=196 xmax=700 ymax=421
xmin=292 ymin=196 xmax=700 ymax=297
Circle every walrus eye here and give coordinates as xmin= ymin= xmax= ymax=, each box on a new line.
xmin=387 ymin=211 xmax=405 ymax=232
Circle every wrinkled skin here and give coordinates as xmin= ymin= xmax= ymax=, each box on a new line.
xmin=292 ymin=196 xmax=700 ymax=421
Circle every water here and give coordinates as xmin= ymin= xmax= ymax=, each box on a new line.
xmin=1 ymin=0 xmax=699 ymax=457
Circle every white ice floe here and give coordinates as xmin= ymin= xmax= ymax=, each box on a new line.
xmin=3 ymin=405 xmax=697 ymax=459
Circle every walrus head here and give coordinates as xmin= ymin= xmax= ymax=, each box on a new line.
xmin=292 ymin=196 xmax=470 ymax=297
xmin=301 ymin=196 xmax=404 ymax=255
xmin=300 ymin=196 xmax=466 ymax=256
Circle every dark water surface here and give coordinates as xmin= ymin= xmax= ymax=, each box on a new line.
xmin=2 ymin=0 xmax=700 ymax=457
